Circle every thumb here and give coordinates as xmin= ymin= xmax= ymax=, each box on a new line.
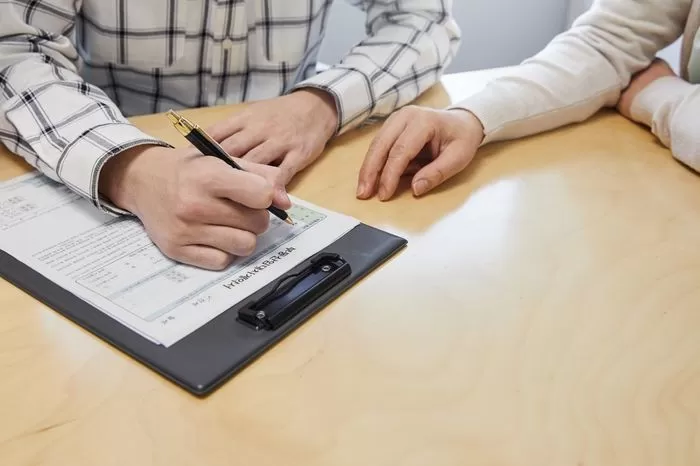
xmin=237 ymin=159 xmax=292 ymax=209
xmin=411 ymin=143 xmax=475 ymax=197
xmin=272 ymin=186 xmax=292 ymax=210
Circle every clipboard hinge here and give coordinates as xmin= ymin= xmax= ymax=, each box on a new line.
xmin=237 ymin=253 xmax=351 ymax=331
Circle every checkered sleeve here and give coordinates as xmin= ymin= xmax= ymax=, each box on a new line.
xmin=293 ymin=0 xmax=461 ymax=135
xmin=0 ymin=1 xmax=169 ymax=215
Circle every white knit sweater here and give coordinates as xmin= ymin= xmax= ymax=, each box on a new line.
xmin=455 ymin=0 xmax=700 ymax=172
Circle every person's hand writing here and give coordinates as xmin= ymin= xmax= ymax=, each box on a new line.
xmin=205 ymin=89 xmax=338 ymax=186
xmin=99 ymin=145 xmax=292 ymax=270
xmin=357 ymin=106 xmax=484 ymax=201
xmin=618 ymin=58 xmax=676 ymax=119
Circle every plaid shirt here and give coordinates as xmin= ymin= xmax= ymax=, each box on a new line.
xmin=0 ymin=0 xmax=460 ymax=213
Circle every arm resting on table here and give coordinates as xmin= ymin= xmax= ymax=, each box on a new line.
xmin=0 ymin=2 xmax=168 ymax=214
xmin=451 ymin=0 xmax=691 ymax=144
xmin=293 ymin=0 xmax=461 ymax=135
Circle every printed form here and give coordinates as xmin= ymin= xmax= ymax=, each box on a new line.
xmin=0 ymin=173 xmax=358 ymax=346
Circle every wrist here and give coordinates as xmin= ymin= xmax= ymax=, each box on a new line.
xmin=99 ymin=144 xmax=165 ymax=214
xmin=449 ymin=108 xmax=485 ymax=144
xmin=294 ymin=88 xmax=339 ymax=139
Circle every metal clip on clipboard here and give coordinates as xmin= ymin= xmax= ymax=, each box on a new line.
xmin=237 ymin=253 xmax=351 ymax=331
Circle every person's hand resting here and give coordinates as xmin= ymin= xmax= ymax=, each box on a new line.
xmin=205 ymin=89 xmax=339 ymax=186
xmin=99 ymin=145 xmax=292 ymax=270
xmin=356 ymin=106 xmax=484 ymax=201
xmin=618 ymin=58 xmax=677 ymax=119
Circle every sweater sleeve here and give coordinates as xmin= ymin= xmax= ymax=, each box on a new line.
xmin=629 ymin=76 xmax=700 ymax=172
xmin=451 ymin=0 xmax=692 ymax=145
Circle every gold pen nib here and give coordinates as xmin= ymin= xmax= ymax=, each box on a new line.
xmin=285 ymin=217 xmax=295 ymax=225
xmin=166 ymin=109 xmax=196 ymax=136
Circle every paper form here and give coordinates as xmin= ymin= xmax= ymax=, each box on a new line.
xmin=0 ymin=173 xmax=358 ymax=346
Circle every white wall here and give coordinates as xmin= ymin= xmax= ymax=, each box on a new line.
xmin=566 ymin=0 xmax=593 ymax=26
xmin=318 ymin=0 xmax=571 ymax=73
xmin=317 ymin=0 xmax=686 ymax=77
xmin=448 ymin=0 xmax=569 ymax=71
xmin=317 ymin=3 xmax=366 ymax=69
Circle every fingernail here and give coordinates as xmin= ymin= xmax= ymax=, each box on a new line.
xmin=378 ymin=186 xmax=389 ymax=201
xmin=356 ymin=182 xmax=367 ymax=198
xmin=413 ymin=179 xmax=430 ymax=196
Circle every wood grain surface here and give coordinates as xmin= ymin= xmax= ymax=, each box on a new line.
xmin=1 ymin=68 xmax=699 ymax=465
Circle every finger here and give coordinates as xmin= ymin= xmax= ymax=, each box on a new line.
xmin=205 ymin=115 xmax=245 ymax=142
xmin=411 ymin=143 xmax=474 ymax=197
xmin=377 ymin=124 xmax=434 ymax=201
xmin=237 ymin=159 xmax=292 ymax=209
xmin=169 ymin=245 xmax=234 ymax=271
xmin=220 ymin=131 xmax=265 ymax=158
xmin=194 ymin=225 xmax=259 ymax=257
xmin=357 ymin=113 xmax=408 ymax=199
xmin=178 ymin=198 xmax=270 ymax=233
xmin=208 ymin=167 xmax=275 ymax=210
xmin=278 ymin=150 xmax=313 ymax=186
xmin=242 ymin=140 xmax=287 ymax=165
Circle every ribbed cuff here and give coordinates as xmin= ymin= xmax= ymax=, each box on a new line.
xmin=630 ymin=76 xmax=693 ymax=146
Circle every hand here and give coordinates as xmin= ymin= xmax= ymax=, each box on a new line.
xmin=618 ymin=58 xmax=676 ymax=119
xmin=357 ymin=106 xmax=484 ymax=201
xmin=206 ymin=89 xmax=339 ymax=186
xmin=99 ymin=145 xmax=292 ymax=270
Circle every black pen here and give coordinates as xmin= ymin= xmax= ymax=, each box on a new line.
xmin=166 ymin=109 xmax=294 ymax=225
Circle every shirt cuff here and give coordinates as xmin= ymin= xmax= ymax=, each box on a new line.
xmin=57 ymin=123 xmax=170 ymax=215
xmin=629 ymin=76 xmax=694 ymax=146
xmin=292 ymin=67 xmax=373 ymax=136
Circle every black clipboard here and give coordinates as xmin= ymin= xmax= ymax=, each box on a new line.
xmin=0 ymin=222 xmax=406 ymax=396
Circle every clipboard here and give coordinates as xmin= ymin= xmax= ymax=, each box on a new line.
xmin=0 ymin=222 xmax=406 ymax=396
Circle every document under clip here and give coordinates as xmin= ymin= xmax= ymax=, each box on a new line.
xmin=237 ymin=253 xmax=351 ymax=331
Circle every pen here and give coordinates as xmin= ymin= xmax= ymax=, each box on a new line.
xmin=166 ymin=109 xmax=294 ymax=225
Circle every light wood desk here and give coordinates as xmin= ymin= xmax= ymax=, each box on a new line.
xmin=2 ymin=69 xmax=700 ymax=466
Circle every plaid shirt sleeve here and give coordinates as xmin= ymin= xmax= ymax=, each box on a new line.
xmin=0 ymin=1 xmax=169 ymax=215
xmin=293 ymin=0 xmax=461 ymax=135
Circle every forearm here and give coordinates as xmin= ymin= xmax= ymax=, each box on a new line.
xmin=0 ymin=55 xmax=168 ymax=213
xmin=452 ymin=0 xmax=691 ymax=144
xmin=0 ymin=5 xmax=168 ymax=213
xmin=293 ymin=0 xmax=461 ymax=134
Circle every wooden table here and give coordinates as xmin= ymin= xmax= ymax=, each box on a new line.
xmin=2 ymin=69 xmax=700 ymax=465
